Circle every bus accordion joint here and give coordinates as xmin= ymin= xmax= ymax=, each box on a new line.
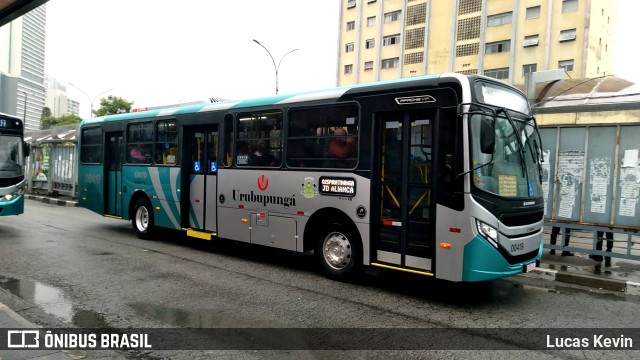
xmin=439 ymin=242 xmax=452 ymax=249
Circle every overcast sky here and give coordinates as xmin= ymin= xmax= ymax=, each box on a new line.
xmin=45 ymin=0 xmax=637 ymax=118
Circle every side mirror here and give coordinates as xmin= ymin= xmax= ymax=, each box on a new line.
xmin=23 ymin=141 xmax=30 ymax=157
xmin=480 ymin=117 xmax=495 ymax=154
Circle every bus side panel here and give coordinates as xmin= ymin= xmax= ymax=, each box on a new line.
xmin=433 ymin=204 xmax=468 ymax=281
xmin=0 ymin=193 xmax=24 ymax=216
xmin=78 ymin=164 xmax=106 ymax=216
xmin=121 ymin=166 xmax=181 ymax=230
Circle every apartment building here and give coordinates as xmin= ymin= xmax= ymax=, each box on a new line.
xmin=337 ymin=0 xmax=618 ymax=86
xmin=0 ymin=4 xmax=46 ymax=130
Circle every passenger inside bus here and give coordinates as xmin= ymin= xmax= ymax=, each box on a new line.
xmin=129 ymin=143 xmax=148 ymax=163
xmin=249 ymin=140 xmax=278 ymax=166
xmin=328 ymin=128 xmax=356 ymax=168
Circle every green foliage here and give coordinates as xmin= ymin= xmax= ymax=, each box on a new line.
xmin=40 ymin=114 xmax=82 ymax=130
xmin=41 ymin=107 xmax=52 ymax=119
xmin=94 ymin=95 xmax=134 ymax=117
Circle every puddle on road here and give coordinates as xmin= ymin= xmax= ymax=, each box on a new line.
xmin=0 ymin=275 xmax=110 ymax=327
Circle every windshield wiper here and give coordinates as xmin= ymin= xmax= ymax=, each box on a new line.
xmin=496 ymin=108 xmax=527 ymax=181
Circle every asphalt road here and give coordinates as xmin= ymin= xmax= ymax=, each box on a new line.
xmin=0 ymin=200 xmax=639 ymax=359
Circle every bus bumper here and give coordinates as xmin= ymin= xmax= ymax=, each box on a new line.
xmin=462 ymin=235 xmax=543 ymax=282
xmin=0 ymin=193 xmax=25 ymax=216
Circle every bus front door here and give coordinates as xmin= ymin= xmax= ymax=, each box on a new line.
xmin=375 ymin=111 xmax=435 ymax=273
xmin=184 ymin=126 xmax=219 ymax=233
xmin=105 ymin=132 xmax=124 ymax=217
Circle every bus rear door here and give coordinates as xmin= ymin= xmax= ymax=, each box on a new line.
xmin=183 ymin=125 xmax=218 ymax=233
xmin=374 ymin=110 xmax=435 ymax=273
xmin=105 ymin=131 xmax=124 ymax=217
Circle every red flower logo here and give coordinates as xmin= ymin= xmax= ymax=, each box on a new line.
xmin=257 ymin=175 xmax=269 ymax=191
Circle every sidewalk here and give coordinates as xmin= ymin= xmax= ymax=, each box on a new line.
xmin=0 ymin=303 xmax=76 ymax=360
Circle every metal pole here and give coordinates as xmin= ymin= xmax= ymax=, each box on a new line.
xmin=253 ymin=39 xmax=298 ymax=95
xmin=69 ymin=83 xmax=112 ymax=118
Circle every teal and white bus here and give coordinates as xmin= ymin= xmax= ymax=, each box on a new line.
xmin=78 ymin=74 xmax=544 ymax=282
xmin=0 ymin=113 xmax=28 ymax=216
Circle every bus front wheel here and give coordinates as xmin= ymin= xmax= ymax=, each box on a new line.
xmin=316 ymin=224 xmax=361 ymax=280
xmin=132 ymin=198 xmax=154 ymax=239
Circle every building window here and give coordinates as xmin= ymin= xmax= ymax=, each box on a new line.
xmin=487 ymin=12 xmax=512 ymax=27
xmin=485 ymin=40 xmax=510 ymax=54
xmin=344 ymin=64 xmax=353 ymax=74
xmin=384 ymin=10 xmax=401 ymax=23
xmin=345 ymin=42 xmax=354 ymax=52
xmin=365 ymin=39 xmax=375 ymax=49
xmin=562 ymin=0 xmax=578 ymax=13
xmin=456 ymin=43 xmax=479 ymax=57
xmin=457 ymin=69 xmax=478 ymax=75
xmin=523 ymin=63 xmax=537 ymax=76
xmin=457 ymin=16 xmax=481 ymax=41
xmin=367 ymin=16 xmax=376 ymax=27
xmin=559 ymin=29 xmax=577 ymax=42
xmin=383 ymin=34 xmax=401 ymax=46
xmin=459 ymin=0 xmax=482 ymax=15
xmin=347 ymin=21 xmax=355 ymax=31
xmin=406 ymin=3 xmax=427 ymax=26
xmin=381 ymin=57 xmax=400 ymax=69
xmin=405 ymin=28 xmax=424 ymax=50
xmin=559 ymin=59 xmax=574 ymax=72
xmin=484 ymin=68 xmax=509 ymax=80
xmin=347 ymin=0 xmax=356 ymax=9
xmin=523 ymin=34 xmax=539 ymax=47
xmin=368 ymin=0 xmax=377 ymax=3
xmin=364 ymin=61 xmax=374 ymax=71
xmin=404 ymin=52 xmax=424 ymax=65
xmin=526 ymin=6 xmax=541 ymax=19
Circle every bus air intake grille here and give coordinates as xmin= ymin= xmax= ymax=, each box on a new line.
xmin=500 ymin=210 xmax=543 ymax=227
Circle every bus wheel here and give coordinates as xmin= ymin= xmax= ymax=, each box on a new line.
xmin=132 ymin=198 xmax=154 ymax=239
xmin=316 ymin=225 xmax=361 ymax=280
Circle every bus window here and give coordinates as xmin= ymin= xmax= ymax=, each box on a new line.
xmin=81 ymin=127 xmax=103 ymax=164
xmin=224 ymin=114 xmax=233 ymax=167
xmin=156 ymin=120 xmax=177 ymax=165
xmin=236 ymin=111 xmax=282 ymax=167
xmin=127 ymin=122 xmax=153 ymax=164
xmin=287 ymin=104 xmax=358 ymax=169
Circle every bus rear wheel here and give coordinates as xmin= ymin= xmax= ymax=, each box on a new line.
xmin=316 ymin=224 xmax=361 ymax=280
xmin=132 ymin=198 xmax=154 ymax=239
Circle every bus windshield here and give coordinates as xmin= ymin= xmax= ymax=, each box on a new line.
xmin=0 ymin=134 xmax=24 ymax=178
xmin=470 ymin=112 xmax=542 ymax=199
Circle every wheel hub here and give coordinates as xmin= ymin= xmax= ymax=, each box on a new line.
xmin=323 ymin=232 xmax=352 ymax=270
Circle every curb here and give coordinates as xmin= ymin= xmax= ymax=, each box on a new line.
xmin=522 ymin=267 xmax=638 ymax=294
xmin=24 ymin=194 xmax=78 ymax=207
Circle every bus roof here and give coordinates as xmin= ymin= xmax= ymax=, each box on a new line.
xmin=80 ymin=73 xmax=464 ymax=126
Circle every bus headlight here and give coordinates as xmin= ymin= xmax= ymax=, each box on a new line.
xmin=2 ymin=194 xmax=13 ymax=201
xmin=476 ymin=219 xmax=498 ymax=248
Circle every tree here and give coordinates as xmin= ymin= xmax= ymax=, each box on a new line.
xmin=40 ymin=114 xmax=82 ymax=130
xmin=41 ymin=107 xmax=52 ymax=119
xmin=94 ymin=95 xmax=134 ymax=117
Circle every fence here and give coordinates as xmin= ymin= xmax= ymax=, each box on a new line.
xmin=540 ymin=124 xmax=640 ymax=261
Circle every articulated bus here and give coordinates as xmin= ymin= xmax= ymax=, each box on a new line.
xmin=78 ymin=74 xmax=544 ymax=282
xmin=0 ymin=113 xmax=28 ymax=216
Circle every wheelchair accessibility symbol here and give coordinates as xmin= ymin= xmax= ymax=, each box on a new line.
xmin=193 ymin=161 xmax=201 ymax=172
xmin=210 ymin=161 xmax=218 ymax=173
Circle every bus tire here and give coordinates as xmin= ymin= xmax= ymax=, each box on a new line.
xmin=132 ymin=198 xmax=154 ymax=239
xmin=316 ymin=224 xmax=361 ymax=280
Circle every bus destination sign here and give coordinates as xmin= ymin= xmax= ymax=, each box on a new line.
xmin=319 ymin=177 xmax=356 ymax=197
xmin=0 ymin=118 xmax=22 ymax=130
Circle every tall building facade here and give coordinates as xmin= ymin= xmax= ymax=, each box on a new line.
xmin=0 ymin=4 xmax=46 ymax=130
xmin=337 ymin=0 xmax=617 ymax=86
xmin=44 ymin=77 xmax=80 ymax=118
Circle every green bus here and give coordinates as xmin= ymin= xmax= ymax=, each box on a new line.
xmin=78 ymin=74 xmax=544 ymax=282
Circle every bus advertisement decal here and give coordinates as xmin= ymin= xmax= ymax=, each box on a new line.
xmin=319 ymin=177 xmax=356 ymax=197
xmin=300 ymin=177 xmax=318 ymax=199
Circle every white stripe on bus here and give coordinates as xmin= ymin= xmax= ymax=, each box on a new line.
xmin=148 ymin=167 xmax=180 ymax=229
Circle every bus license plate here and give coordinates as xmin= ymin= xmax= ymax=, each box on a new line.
xmin=524 ymin=261 xmax=536 ymax=273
